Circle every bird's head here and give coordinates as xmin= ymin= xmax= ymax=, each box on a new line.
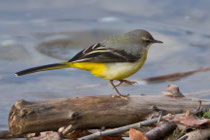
xmin=128 ymin=29 xmax=163 ymax=49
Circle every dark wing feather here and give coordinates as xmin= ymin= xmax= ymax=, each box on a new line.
xmin=69 ymin=43 xmax=140 ymax=63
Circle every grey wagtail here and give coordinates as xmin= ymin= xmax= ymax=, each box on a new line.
xmin=16 ymin=29 xmax=163 ymax=97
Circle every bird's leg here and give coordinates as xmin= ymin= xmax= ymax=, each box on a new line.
xmin=115 ymin=80 xmax=136 ymax=87
xmin=115 ymin=80 xmax=124 ymax=87
xmin=110 ymin=80 xmax=121 ymax=96
xmin=109 ymin=80 xmax=128 ymax=98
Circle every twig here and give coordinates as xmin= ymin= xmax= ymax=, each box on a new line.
xmin=135 ymin=67 xmax=210 ymax=84
xmin=177 ymin=126 xmax=187 ymax=139
xmin=61 ymin=124 xmax=73 ymax=135
xmin=144 ymin=121 xmax=177 ymax=140
xmin=77 ymin=117 xmax=163 ymax=140
xmin=196 ymin=100 xmax=201 ymax=111
xmin=157 ymin=113 xmax=162 ymax=123
xmin=75 ymin=67 xmax=210 ymax=89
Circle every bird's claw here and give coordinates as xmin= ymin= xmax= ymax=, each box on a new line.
xmin=115 ymin=80 xmax=136 ymax=87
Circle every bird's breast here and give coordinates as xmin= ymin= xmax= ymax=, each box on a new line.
xmin=101 ymin=49 xmax=148 ymax=80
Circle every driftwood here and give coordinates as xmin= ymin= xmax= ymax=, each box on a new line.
xmin=178 ymin=128 xmax=210 ymax=140
xmin=8 ymin=85 xmax=210 ymax=136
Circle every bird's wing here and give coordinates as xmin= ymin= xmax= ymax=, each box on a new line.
xmin=68 ymin=43 xmax=140 ymax=63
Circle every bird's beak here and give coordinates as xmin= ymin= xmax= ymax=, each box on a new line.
xmin=153 ymin=39 xmax=163 ymax=44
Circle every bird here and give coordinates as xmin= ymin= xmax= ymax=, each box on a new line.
xmin=15 ymin=29 xmax=163 ymax=97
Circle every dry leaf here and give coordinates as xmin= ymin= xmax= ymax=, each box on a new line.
xmin=129 ymin=128 xmax=148 ymax=140
xmin=173 ymin=115 xmax=209 ymax=127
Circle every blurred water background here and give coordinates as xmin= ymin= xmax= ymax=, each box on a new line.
xmin=0 ymin=0 xmax=210 ymax=130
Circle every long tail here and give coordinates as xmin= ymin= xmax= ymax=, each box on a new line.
xmin=15 ymin=62 xmax=71 ymax=76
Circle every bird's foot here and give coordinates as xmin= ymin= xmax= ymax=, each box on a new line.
xmin=112 ymin=93 xmax=129 ymax=99
xmin=115 ymin=80 xmax=136 ymax=87
xmin=109 ymin=80 xmax=129 ymax=99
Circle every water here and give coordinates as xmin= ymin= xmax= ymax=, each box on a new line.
xmin=0 ymin=0 xmax=210 ymax=131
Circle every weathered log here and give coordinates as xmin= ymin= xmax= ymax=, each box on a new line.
xmin=8 ymin=85 xmax=210 ymax=135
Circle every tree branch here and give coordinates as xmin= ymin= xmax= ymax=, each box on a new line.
xmin=77 ymin=116 xmax=163 ymax=140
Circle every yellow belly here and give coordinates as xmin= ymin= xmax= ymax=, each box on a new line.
xmin=71 ymin=62 xmax=106 ymax=78
xmin=70 ymin=50 xmax=147 ymax=80
xmin=102 ymin=58 xmax=146 ymax=80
